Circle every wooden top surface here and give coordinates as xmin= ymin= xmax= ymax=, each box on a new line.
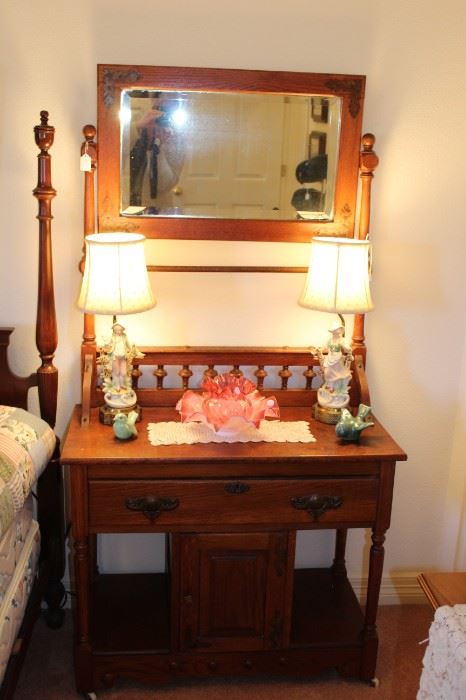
xmin=61 ymin=405 xmax=406 ymax=468
xmin=418 ymin=572 xmax=466 ymax=609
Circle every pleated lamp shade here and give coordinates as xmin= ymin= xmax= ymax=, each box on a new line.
xmin=77 ymin=233 xmax=155 ymax=315
xmin=299 ymin=236 xmax=374 ymax=314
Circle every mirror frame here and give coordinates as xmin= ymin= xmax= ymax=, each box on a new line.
xmin=97 ymin=64 xmax=365 ymax=244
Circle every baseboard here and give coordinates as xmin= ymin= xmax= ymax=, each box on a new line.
xmin=350 ymin=570 xmax=427 ymax=605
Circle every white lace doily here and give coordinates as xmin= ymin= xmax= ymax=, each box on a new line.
xmin=147 ymin=420 xmax=316 ymax=446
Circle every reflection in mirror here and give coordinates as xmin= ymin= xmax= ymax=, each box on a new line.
xmin=120 ymin=90 xmax=341 ymax=222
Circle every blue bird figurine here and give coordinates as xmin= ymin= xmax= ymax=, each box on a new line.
xmin=335 ymin=404 xmax=374 ymax=442
xmin=112 ymin=410 xmax=139 ymax=440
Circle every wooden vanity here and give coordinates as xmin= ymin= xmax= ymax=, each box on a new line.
xmin=62 ymin=349 xmax=406 ymax=694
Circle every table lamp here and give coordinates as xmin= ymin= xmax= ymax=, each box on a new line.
xmin=299 ymin=236 xmax=374 ymax=423
xmin=77 ymin=232 xmax=155 ymax=424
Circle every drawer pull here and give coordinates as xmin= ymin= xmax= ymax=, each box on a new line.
xmin=224 ymin=482 xmax=250 ymax=495
xmin=291 ymin=494 xmax=343 ymax=521
xmin=125 ymin=496 xmax=179 ymax=521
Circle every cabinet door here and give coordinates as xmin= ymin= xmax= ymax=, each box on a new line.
xmin=175 ymin=532 xmax=292 ymax=653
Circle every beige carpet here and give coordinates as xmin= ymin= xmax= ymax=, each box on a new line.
xmin=15 ymin=605 xmax=432 ymax=699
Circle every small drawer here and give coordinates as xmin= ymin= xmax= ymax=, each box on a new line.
xmin=88 ymin=477 xmax=378 ymax=530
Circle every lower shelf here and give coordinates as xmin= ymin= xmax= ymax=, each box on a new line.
xmin=81 ymin=567 xmax=373 ymax=690
xmin=291 ymin=568 xmax=364 ymax=647
xmin=91 ymin=573 xmax=170 ymax=652
xmin=90 ymin=567 xmax=364 ymax=654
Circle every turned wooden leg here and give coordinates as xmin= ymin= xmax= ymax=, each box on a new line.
xmin=73 ymin=535 xmax=94 ymax=691
xmin=332 ymin=528 xmax=348 ymax=577
xmin=360 ymin=528 xmax=386 ymax=680
xmin=89 ymin=534 xmax=99 ymax=582
xmin=70 ymin=466 xmax=93 ymax=692
xmin=74 ymin=537 xmax=91 ymax=646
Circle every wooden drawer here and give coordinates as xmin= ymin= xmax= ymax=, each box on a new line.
xmin=88 ymin=477 xmax=378 ymax=530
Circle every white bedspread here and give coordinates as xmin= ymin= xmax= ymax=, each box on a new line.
xmin=418 ymin=604 xmax=466 ymax=699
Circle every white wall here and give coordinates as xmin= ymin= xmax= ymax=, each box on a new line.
xmin=2 ymin=0 xmax=466 ymax=597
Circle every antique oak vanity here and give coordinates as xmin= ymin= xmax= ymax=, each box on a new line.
xmin=61 ymin=65 xmax=406 ymax=696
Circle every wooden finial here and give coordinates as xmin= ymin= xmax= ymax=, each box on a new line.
xmin=83 ymin=123 xmax=96 ymax=140
xmin=360 ymin=133 xmax=379 ymax=174
xmin=80 ymin=124 xmax=97 ymax=172
xmin=34 ymin=110 xmax=55 ymax=154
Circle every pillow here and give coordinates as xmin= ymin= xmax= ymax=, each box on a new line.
xmin=0 ymin=406 xmax=56 ymax=540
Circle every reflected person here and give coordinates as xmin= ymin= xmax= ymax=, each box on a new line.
xmin=130 ymin=93 xmax=186 ymax=211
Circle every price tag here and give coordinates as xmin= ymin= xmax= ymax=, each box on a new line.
xmin=80 ymin=153 xmax=92 ymax=172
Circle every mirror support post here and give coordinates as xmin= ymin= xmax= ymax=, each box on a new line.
xmin=352 ymin=134 xmax=379 ymax=360
xmin=80 ymin=125 xmax=98 ymax=412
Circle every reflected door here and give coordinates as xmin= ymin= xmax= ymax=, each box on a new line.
xmin=177 ymin=94 xmax=285 ymax=218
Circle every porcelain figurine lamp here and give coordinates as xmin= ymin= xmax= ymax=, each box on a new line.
xmin=77 ymin=232 xmax=155 ymax=424
xmin=299 ymin=236 xmax=374 ymax=423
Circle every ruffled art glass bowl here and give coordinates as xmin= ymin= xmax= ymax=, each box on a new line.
xmin=176 ymin=373 xmax=279 ymax=435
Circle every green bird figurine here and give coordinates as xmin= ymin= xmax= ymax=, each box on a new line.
xmin=112 ymin=410 xmax=139 ymax=440
xmin=335 ymin=404 xmax=374 ymax=443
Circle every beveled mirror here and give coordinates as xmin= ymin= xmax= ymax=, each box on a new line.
xmin=97 ymin=65 xmax=365 ymax=243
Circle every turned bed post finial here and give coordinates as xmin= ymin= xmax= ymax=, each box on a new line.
xmin=33 ymin=110 xmax=58 ymax=428
xmin=352 ymin=133 xmax=379 ymax=358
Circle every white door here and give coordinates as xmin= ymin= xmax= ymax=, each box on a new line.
xmin=176 ymin=93 xmax=285 ymax=219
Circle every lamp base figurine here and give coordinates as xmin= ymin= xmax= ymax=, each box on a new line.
xmin=313 ymin=319 xmax=353 ymax=424
xmin=97 ymin=321 xmax=145 ymax=425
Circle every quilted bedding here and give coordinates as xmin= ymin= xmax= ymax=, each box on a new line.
xmin=0 ymin=406 xmax=55 ymax=540
xmin=0 ymin=518 xmax=40 ymax=684
xmin=0 ymin=498 xmax=33 ymax=604
xmin=0 ymin=406 xmax=55 ymax=686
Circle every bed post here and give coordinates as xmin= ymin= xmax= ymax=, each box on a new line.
xmin=352 ymin=133 xmax=379 ymax=361
xmin=33 ymin=111 xmax=58 ymax=428
xmin=33 ymin=111 xmax=65 ymax=629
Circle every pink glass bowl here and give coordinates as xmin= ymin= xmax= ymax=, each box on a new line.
xmin=176 ymin=373 xmax=280 ymax=433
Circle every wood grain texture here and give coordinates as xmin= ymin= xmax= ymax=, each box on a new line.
xmin=62 ymin=405 xmax=406 ymax=468
xmin=88 ymin=476 xmax=378 ymax=531
xmin=418 ymin=572 xmax=466 ymax=609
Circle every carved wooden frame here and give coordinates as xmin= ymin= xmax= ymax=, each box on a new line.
xmin=96 ymin=65 xmax=366 ymax=247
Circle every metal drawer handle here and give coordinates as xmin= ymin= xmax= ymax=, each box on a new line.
xmin=125 ymin=496 xmax=179 ymax=522
xmin=290 ymin=494 xmax=343 ymax=521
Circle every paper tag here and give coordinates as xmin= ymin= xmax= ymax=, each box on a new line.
xmin=80 ymin=153 xmax=92 ymax=172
